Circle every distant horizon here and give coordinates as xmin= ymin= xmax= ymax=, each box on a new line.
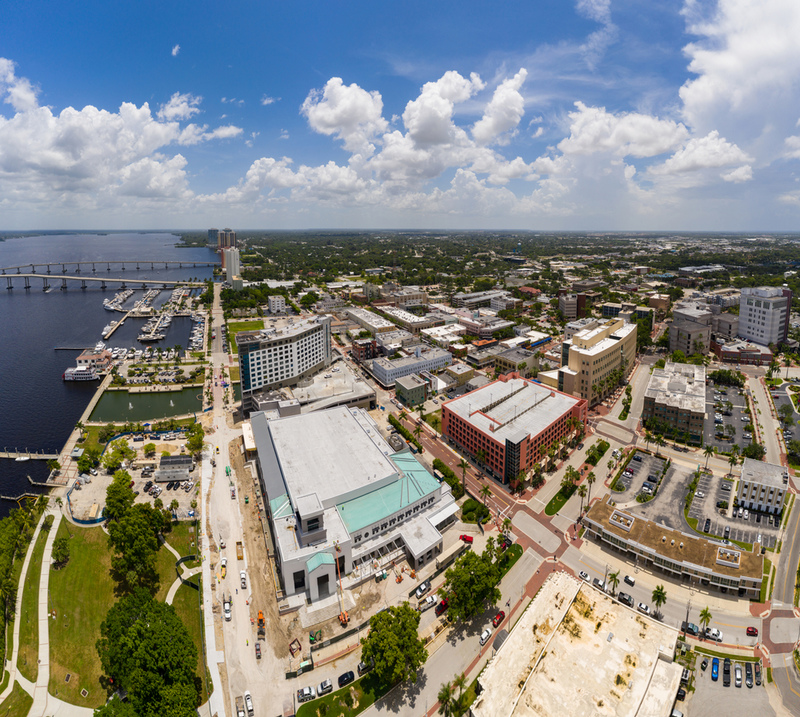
xmin=2 ymin=2 xmax=800 ymax=229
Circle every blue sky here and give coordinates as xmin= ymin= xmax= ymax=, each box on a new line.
xmin=2 ymin=0 xmax=800 ymax=231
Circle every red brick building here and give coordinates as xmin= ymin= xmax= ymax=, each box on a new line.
xmin=442 ymin=374 xmax=588 ymax=485
xmin=351 ymin=338 xmax=378 ymax=363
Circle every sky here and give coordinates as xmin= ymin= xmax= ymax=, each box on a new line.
xmin=2 ymin=0 xmax=800 ymax=231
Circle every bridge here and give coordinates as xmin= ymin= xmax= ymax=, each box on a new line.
xmin=4 ymin=274 xmax=207 ymax=291
xmin=0 ymin=260 xmax=219 ymax=275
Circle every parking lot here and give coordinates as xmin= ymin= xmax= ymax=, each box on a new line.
xmin=613 ymin=451 xmax=668 ymax=504
xmin=689 ymin=471 xmax=780 ymax=548
xmin=703 ymin=383 xmax=753 ymax=452
xmin=767 ymin=381 xmax=800 ymax=444
xmin=626 ymin=457 xmax=694 ymax=527
xmin=689 ymin=657 xmax=771 ymax=717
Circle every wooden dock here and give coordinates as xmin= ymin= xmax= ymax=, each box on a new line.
xmin=0 ymin=451 xmax=59 ymax=461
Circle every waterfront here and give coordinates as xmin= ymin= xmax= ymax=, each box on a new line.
xmin=0 ymin=233 xmax=215 ymax=514
xmin=90 ymin=386 xmax=204 ymax=423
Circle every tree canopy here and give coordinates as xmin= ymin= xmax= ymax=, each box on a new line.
xmin=360 ymin=603 xmax=428 ymax=686
xmin=96 ymin=588 xmax=199 ymax=717
xmin=442 ymin=539 xmax=502 ymax=622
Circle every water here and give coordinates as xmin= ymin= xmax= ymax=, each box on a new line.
xmin=90 ymin=387 xmax=204 ymax=423
xmin=0 ymin=233 xmax=217 ymax=513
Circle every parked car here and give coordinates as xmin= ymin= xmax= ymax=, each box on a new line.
xmin=255 ymin=642 xmax=261 ymax=660
xmin=735 ymin=662 xmax=742 ymax=687
xmin=579 ymin=571 xmax=590 ymax=581
xmin=711 ymin=657 xmax=719 ymax=681
xmin=681 ymin=622 xmax=699 ymax=636
xmin=617 ymin=592 xmax=633 ymax=607
xmin=479 ymin=627 xmax=492 ymax=646
xmin=240 ymin=571 xmax=247 ymax=589
xmin=244 ymin=691 xmax=254 ymax=716
xmin=357 ymin=659 xmax=373 ymax=675
xmin=633 ymin=455 xmax=642 ymax=462
xmin=746 ymin=626 xmax=758 ymax=636
xmin=435 ymin=598 xmax=449 ymax=617
xmin=676 ymin=687 xmax=686 ymax=701
xmin=637 ymin=602 xmax=650 ymax=615
xmin=593 ymin=577 xmax=606 ymax=591
xmin=318 ymin=679 xmax=332 ymax=696
xmin=338 ymin=671 xmax=355 ymax=688
xmin=492 ymin=611 xmax=505 ymax=627
xmin=706 ymin=627 xmax=723 ymax=642
xmin=415 ymin=580 xmax=432 ymax=599
xmin=723 ymin=658 xmax=731 ymax=687
xmin=624 ymin=575 xmax=635 ymax=586
xmin=296 ymin=686 xmax=316 ymax=703
xmin=459 ymin=534 xmax=474 ymax=544
xmin=754 ymin=661 xmax=762 ymax=685
xmin=745 ymin=661 xmax=753 ymax=688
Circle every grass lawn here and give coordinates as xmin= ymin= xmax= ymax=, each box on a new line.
xmin=423 ymin=409 xmax=442 ymax=432
xmin=171 ymin=582 xmax=210 ymax=704
xmin=296 ymin=673 xmax=393 ymax=717
xmin=761 ymin=557 xmax=773 ymax=603
xmin=229 ymin=366 xmax=240 ymax=382
xmin=498 ymin=544 xmax=523 ymax=578
xmin=48 ymin=523 xmax=116 ymax=709
xmin=167 ymin=521 xmax=199 ymax=560
xmin=0 ymin=681 xmax=33 ymax=716
xmin=694 ymin=645 xmax=760 ymax=662
xmin=227 ymin=320 xmax=264 ymax=355
xmin=17 ymin=522 xmax=50 ymax=683
xmin=544 ymin=487 xmax=575 ymax=516
xmin=3 ymin=518 xmax=40 ymax=677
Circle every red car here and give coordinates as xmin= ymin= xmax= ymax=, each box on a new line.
xmin=459 ymin=534 xmax=474 ymax=544
xmin=435 ymin=599 xmax=449 ymax=617
xmin=746 ymin=627 xmax=758 ymax=637
xmin=492 ymin=611 xmax=505 ymax=627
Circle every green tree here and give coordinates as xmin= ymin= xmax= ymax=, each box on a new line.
xmin=47 ymin=459 xmax=61 ymax=474
xmin=699 ymin=606 xmax=712 ymax=637
xmin=52 ymin=536 xmax=70 ymax=568
xmin=360 ymin=603 xmax=428 ymax=686
xmin=107 ymin=504 xmax=163 ymax=594
xmin=703 ymin=445 xmax=715 ymax=469
xmin=104 ymin=470 xmax=135 ymax=523
xmin=586 ymin=471 xmax=596 ymax=503
xmin=438 ymin=681 xmax=456 ymax=717
xmin=651 ymin=584 xmax=667 ymax=617
xmin=606 ymin=570 xmax=620 ymax=596
xmin=443 ymin=541 xmax=502 ymax=622
xmin=458 ymin=458 xmax=469 ymax=492
xmin=143 ymin=442 xmax=156 ymax=457
xmin=778 ymin=402 xmax=795 ymax=425
xmin=577 ymin=484 xmax=587 ymax=514
xmin=96 ymin=588 xmax=199 ymax=717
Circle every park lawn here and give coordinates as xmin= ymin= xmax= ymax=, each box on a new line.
xmin=3 ymin=516 xmax=39 ymax=673
xmin=155 ymin=542 xmax=179 ymax=603
xmin=167 ymin=521 xmax=199 ymax=559
xmin=296 ymin=673 xmax=392 ymax=717
xmin=498 ymin=544 xmax=523 ymax=578
xmin=0 ymin=681 xmax=33 ymax=717
xmin=171 ymin=583 xmax=210 ymax=704
xmin=229 ymin=366 xmax=240 ymax=382
xmin=17 ymin=522 xmax=50 ymax=682
xmin=48 ymin=523 xmax=116 ymax=709
xmin=227 ymin=320 xmax=264 ymax=354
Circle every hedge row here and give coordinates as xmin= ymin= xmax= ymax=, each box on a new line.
xmin=388 ymin=414 xmax=423 ymax=453
xmin=432 ymin=458 xmax=466 ymax=499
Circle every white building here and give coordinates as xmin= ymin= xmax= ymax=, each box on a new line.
xmin=372 ymin=347 xmax=452 ymax=386
xmin=344 ymin=307 xmax=396 ymax=334
xmin=251 ymin=407 xmax=456 ymax=603
xmin=737 ymin=458 xmax=788 ymax=515
xmin=223 ymin=247 xmax=240 ymax=284
xmin=236 ymin=316 xmax=332 ymax=412
xmin=738 ymin=286 xmax=792 ymax=346
xmin=268 ymin=295 xmax=286 ymax=314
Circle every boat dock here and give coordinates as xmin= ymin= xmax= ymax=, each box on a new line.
xmin=0 ymin=450 xmax=59 ymax=461
xmin=103 ymin=308 xmax=134 ymax=339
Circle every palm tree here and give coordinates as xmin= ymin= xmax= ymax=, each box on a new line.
xmin=479 ymin=484 xmax=492 ymax=505
xmin=577 ymin=484 xmax=587 ymax=513
xmin=502 ymin=517 xmax=512 ymax=537
xmin=452 ymin=673 xmax=468 ymax=715
xmin=437 ymin=681 xmax=455 ymax=717
xmin=398 ymin=410 xmax=407 ymax=423
xmin=607 ymin=570 xmax=620 ymax=596
xmin=655 ymin=435 xmax=666 ymax=456
xmin=699 ymin=606 xmax=712 ymax=638
xmin=644 ymin=430 xmax=653 ymax=451
xmin=728 ymin=449 xmax=739 ymax=477
xmin=458 ymin=458 xmax=469 ymax=491
xmin=703 ymin=445 xmax=715 ymax=469
xmin=586 ymin=472 xmax=596 ymax=503
xmin=651 ymin=584 xmax=667 ymax=617
xmin=476 ymin=448 xmax=487 ymax=466
xmin=413 ymin=425 xmax=422 ymax=443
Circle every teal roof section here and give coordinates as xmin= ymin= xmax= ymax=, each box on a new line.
xmin=306 ymin=552 xmax=335 ymax=573
xmin=269 ymin=494 xmax=294 ymax=519
xmin=336 ymin=449 xmax=440 ymax=534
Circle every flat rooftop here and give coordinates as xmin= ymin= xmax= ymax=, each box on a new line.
xmin=587 ymin=499 xmax=763 ymax=580
xmin=236 ymin=316 xmax=328 ymax=345
xmin=644 ymin=361 xmax=706 ymax=414
xmin=267 ymin=407 xmax=396 ymax=511
xmin=443 ymin=377 xmax=581 ymax=442
xmin=472 ymin=573 xmax=681 ymax=717
xmin=740 ymin=458 xmax=787 ymax=489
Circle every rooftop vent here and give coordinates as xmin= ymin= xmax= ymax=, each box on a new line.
xmin=662 ymin=536 xmax=666 ymax=542
xmin=679 ymin=542 xmax=684 ymax=549
xmin=670 ymin=539 xmax=675 ymax=546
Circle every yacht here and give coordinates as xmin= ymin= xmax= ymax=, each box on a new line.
xmin=63 ymin=366 xmax=100 ymax=381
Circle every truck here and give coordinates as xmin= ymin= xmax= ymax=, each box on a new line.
xmin=257 ymin=610 xmax=266 ymax=638
xmin=235 ymin=696 xmax=246 ymax=717
xmin=236 ymin=541 xmax=244 ymax=560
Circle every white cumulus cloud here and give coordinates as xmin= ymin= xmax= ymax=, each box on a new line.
xmin=0 ymin=58 xmax=39 ymax=112
xmin=261 ymin=95 xmax=279 ymax=106
xmin=472 ymin=69 xmax=528 ymax=146
xmin=171 ymin=44 xmax=180 ymax=57
xmin=158 ymin=92 xmax=202 ymax=122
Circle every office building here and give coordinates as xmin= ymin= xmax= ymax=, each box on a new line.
xmin=268 ymin=295 xmax=286 ymax=314
xmin=564 ymin=318 xmax=599 ymax=341
xmin=237 ymin=316 xmax=332 ymax=413
xmin=737 ymin=459 xmax=788 ymax=515
xmin=444 ymin=363 xmax=474 ymax=386
xmin=493 ymin=348 xmax=537 ymax=378
xmin=224 ymin=247 xmax=240 ymax=284
xmin=538 ymin=319 xmax=637 ymax=406
xmin=738 ymin=286 xmax=792 ymax=346
xmin=207 ymin=228 xmax=219 ymax=247
xmin=584 ymin=498 xmax=763 ymax=599
xmin=669 ymin=301 xmax=712 ymax=355
xmin=710 ymin=338 xmax=773 ymax=366
xmin=371 ymin=347 xmax=452 ymax=386
xmin=383 ymin=308 xmax=443 ymax=334
xmin=456 ymin=314 xmax=516 ymax=339
xmin=345 ymin=307 xmax=396 ymax=334
xmin=451 ymin=289 xmax=507 ymax=309
xmin=351 ymin=338 xmax=378 ymax=363
xmin=154 ymin=454 xmax=194 ymax=484
xmin=395 ymin=374 xmax=427 ymax=407
xmin=251 ymin=407 xmax=457 ymax=602
xmin=558 ymin=292 xmax=585 ymax=320
xmin=642 ymin=362 xmax=705 ymax=442
xmin=442 ymin=376 xmax=588 ymax=485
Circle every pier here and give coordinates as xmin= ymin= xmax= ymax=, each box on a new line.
xmin=0 ymin=450 xmax=59 ymax=461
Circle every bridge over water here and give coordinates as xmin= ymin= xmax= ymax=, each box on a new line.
xmin=4 ymin=274 xmax=207 ymax=291
xmin=0 ymin=260 xmax=218 ymax=275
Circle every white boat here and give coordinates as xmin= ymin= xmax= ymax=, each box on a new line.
xmin=63 ymin=366 xmax=100 ymax=381
xmin=15 ymin=456 xmax=30 ymax=462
